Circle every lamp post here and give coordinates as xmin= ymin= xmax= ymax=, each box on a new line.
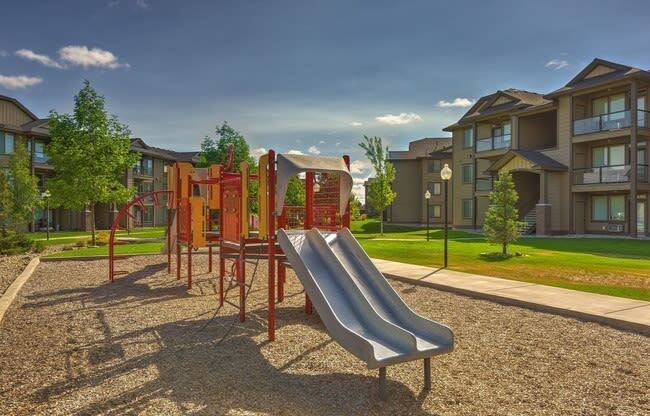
xmin=440 ymin=163 xmax=453 ymax=268
xmin=424 ymin=190 xmax=431 ymax=241
xmin=41 ymin=189 xmax=51 ymax=240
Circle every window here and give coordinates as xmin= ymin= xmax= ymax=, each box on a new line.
xmin=428 ymin=182 xmax=441 ymax=196
xmin=428 ymin=160 xmax=441 ymax=173
xmin=609 ymin=195 xmax=625 ymax=221
xmin=592 ymin=93 xmax=626 ymax=116
xmin=462 ymin=164 xmax=473 ymax=184
xmin=462 ymin=199 xmax=473 ymax=219
xmin=34 ymin=141 xmax=48 ymax=162
xmin=463 ymin=128 xmax=473 ymax=148
xmin=592 ymin=144 xmax=625 ymax=167
xmin=140 ymin=181 xmax=154 ymax=204
xmin=592 ymin=195 xmax=626 ymax=222
xmin=0 ymin=132 xmax=15 ymax=154
xmin=592 ymin=97 xmax=608 ymax=116
xmin=431 ymin=205 xmax=441 ymax=218
xmin=140 ymin=158 xmax=153 ymax=176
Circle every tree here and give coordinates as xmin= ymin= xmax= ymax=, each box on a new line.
xmin=482 ymin=171 xmax=524 ymax=255
xmin=0 ymin=170 xmax=12 ymax=234
xmin=349 ymin=193 xmax=362 ymax=220
xmin=47 ymin=81 xmax=139 ymax=246
xmin=9 ymin=140 xmax=41 ymax=227
xmin=358 ymin=135 xmax=396 ymax=236
xmin=285 ymin=176 xmax=305 ymax=206
xmin=198 ymin=122 xmax=254 ymax=170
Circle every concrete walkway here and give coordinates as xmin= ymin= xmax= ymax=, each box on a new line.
xmin=373 ymin=258 xmax=650 ymax=335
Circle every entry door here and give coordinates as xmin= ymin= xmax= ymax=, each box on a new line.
xmin=638 ymin=201 xmax=646 ymax=235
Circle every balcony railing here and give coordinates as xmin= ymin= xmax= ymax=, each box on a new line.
xmin=34 ymin=153 xmax=50 ymax=164
xmin=133 ymin=166 xmax=153 ymax=177
xmin=573 ymin=110 xmax=650 ymax=135
xmin=573 ymin=164 xmax=649 ymax=185
xmin=476 ymin=177 xmax=493 ymax=191
xmin=476 ymin=134 xmax=511 ymax=152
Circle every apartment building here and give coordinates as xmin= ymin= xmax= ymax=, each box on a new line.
xmin=0 ymin=94 xmax=198 ymax=231
xmin=386 ymin=137 xmax=453 ymax=224
xmin=444 ymin=58 xmax=649 ymax=237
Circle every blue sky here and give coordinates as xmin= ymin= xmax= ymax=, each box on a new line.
xmin=2 ymin=0 xmax=650 ymax=200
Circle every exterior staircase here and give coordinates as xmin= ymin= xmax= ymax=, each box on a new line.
xmin=520 ymin=208 xmax=537 ymax=235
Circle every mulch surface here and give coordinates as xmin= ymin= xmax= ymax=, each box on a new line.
xmin=0 ymin=255 xmax=648 ymax=415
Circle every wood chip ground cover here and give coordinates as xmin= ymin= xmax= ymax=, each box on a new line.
xmin=0 ymin=255 xmax=648 ymax=415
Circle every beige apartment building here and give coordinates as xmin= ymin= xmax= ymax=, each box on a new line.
xmin=444 ymin=58 xmax=649 ymax=237
xmin=386 ymin=137 xmax=453 ymax=224
xmin=0 ymin=94 xmax=197 ymax=231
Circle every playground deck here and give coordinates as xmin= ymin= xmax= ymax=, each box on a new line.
xmin=0 ymin=255 xmax=648 ymax=415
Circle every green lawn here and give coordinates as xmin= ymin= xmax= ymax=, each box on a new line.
xmin=46 ymin=242 xmax=164 ymax=258
xmin=40 ymin=220 xmax=650 ymax=301
xmin=352 ymin=220 xmax=650 ymax=301
xmin=31 ymin=227 xmax=166 ymax=246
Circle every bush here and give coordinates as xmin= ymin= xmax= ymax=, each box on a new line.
xmin=75 ymin=239 xmax=88 ymax=248
xmin=96 ymin=232 xmax=110 ymax=246
xmin=0 ymin=231 xmax=39 ymax=255
xmin=62 ymin=245 xmax=74 ymax=251
xmin=32 ymin=240 xmax=45 ymax=253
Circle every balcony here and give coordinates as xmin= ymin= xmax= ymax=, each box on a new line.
xmin=133 ymin=166 xmax=153 ymax=177
xmin=476 ymin=177 xmax=493 ymax=192
xmin=573 ymin=110 xmax=650 ymax=136
xmin=573 ymin=164 xmax=649 ymax=185
xmin=476 ymin=134 xmax=511 ymax=152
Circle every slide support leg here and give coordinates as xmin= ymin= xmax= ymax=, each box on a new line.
xmin=424 ymin=358 xmax=431 ymax=390
xmin=378 ymin=367 xmax=387 ymax=400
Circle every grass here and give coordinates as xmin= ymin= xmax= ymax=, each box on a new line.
xmin=46 ymin=242 xmax=164 ymax=258
xmin=352 ymin=220 xmax=650 ymax=301
xmin=31 ymin=227 xmax=166 ymax=246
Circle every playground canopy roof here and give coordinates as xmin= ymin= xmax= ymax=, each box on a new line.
xmin=276 ymin=154 xmax=353 ymax=214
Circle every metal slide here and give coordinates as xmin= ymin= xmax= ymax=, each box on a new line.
xmin=277 ymin=228 xmax=453 ymax=369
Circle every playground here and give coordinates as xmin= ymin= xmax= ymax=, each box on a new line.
xmin=0 ymin=255 xmax=648 ymax=415
xmin=1 ymin=149 xmax=648 ymax=415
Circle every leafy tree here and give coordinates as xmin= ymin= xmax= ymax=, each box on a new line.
xmin=358 ymin=135 xmax=396 ymax=236
xmin=483 ymin=171 xmax=524 ymax=255
xmin=198 ymin=122 xmax=254 ymax=170
xmin=285 ymin=176 xmax=305 ymax=206
xmin=9 ymin=140 xmax=41 ymax=227
xmin=349 ymin=193 xmax=362 ymax=220
xmin=0 ymin=170 xmax=12 ymax=234
xmin=47 ymin=81 xmax=139 ymax=245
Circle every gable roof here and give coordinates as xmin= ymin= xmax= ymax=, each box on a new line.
xmin=444 ymin=89 xmax=550 ymax=131
xmin=487 ymin=149 xmax=567 ymax=173
xmin=545 ymin=58 xmax=650 ymax=98
xmin=130 ymin=138 xmax=200 ymax=162
xmin=0 ymin=95 xmax=38 ymax=121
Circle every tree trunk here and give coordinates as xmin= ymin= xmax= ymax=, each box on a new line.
xmin=91 ymin=203 xmax=96 ymax=246
xmin=502 ymin=242 xmax=507 ymax=255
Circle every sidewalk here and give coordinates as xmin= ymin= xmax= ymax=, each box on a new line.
xmin=372 ymin=258 xmax=650 ymax=335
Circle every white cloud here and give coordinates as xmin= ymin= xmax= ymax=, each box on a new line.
xmin=545 ymin=59 xmax=569 ymax=70
xmin=375 ymin=112 xmax=422 ymax=125
xmin=349 ymin=160 xmax=371 ymax=174
xmin=318 ymin=140 xmax=325 ymax=145
xmin=335 ymin=142 xmax=342 ymax=147
xmin=287 ymin=149 xmax=304 ymax=155
xmin=437 ymin=98 xmax=475 ymax=108
xmin=251 ymin=147 xmax=267 ymax=158
xmin=351 ymin=176 xmax=369 ymax=203
xmin=15 ymin=49 xmax=65 ymax=69
xmin=350 ymin=121 xmax=363 ymax=127
xmin=0 ymin=74 xmax=43 ymax=90
xmin=59 ymin=46 xmax=129 ymax=69
xmin=136 ymin=0 xmax=148 ymax=8
xmin=0 ymin=50 xmax=7 ymax=57
xmin=308 ymin=146 xmax=321 ymax=155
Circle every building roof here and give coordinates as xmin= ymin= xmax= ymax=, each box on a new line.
xmin=388 ymin=137 xmax=452 ymax=160
xmin=487 ymin=149 xmax=568 ymax=172
xmin=444 ymin=89 xmax=551 ymax=131
xmin=0 ymin=95 xmax=38 ymax=120
xmin=545 ymin=58 xmax=650 ymax=98
xmin=130 ymin=138 xmax=200 ymax=162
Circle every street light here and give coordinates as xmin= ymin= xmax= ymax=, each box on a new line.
xmin=41 ymin=189 xmax=51 ymax=241
xmin=440 ymin=163 xmax=453 ymax=268
xmin=424 ymin=190 xmax=431 ymax=241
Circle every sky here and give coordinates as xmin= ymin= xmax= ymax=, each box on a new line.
xmin=3 ymin=0 xmax=650 ymax=202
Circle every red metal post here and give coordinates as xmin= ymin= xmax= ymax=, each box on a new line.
xmin=219 ymin=242 xmax=225 ymax=306
xmin=208 ymin=246 xmax=213 ymax=273
xmin=277 ymin=209 xmax=286 ymax=302
xmin=167 ymin=206 xmax=172 ymax=274
xmin=304 ymin=170 xmax=314 ymax=314
xmin=176 ymin=164 xmax=182 ymax=280
xmin=187 ymin=173 xmax=193 ymax=289
xmin=238 ymin=235 xmax=246 ymax=322
xmin=343 ymin=155 xmax=351 ymax=229
xmin=268 ymin=150 xmax=276 ymax=341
